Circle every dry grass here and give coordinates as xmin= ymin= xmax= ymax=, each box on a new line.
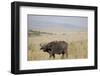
xmin=28 ymin=32 xmax=88 ymax=61
xmin=68 ymin=40 xmax=87 ymax=59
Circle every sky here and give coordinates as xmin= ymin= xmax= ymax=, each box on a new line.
xmin=28 ymin=14 xmax=88 ymax=32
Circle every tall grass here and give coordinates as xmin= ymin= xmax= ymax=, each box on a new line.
xmin=68 ymin=40 xmax=87 ymax=59
xmin=28 ymin=40 xmax=88 ymax=61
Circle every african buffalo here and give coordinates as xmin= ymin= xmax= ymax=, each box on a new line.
xmin=40 ymin=41 xmax=68 ymax=59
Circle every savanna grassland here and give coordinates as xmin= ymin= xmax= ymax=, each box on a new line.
xmin=28 ymin=30 xmax=88 ymax=61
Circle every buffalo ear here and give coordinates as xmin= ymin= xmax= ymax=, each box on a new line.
xmin=40 ymin=43 xmax=42 ymax=47
xmin=40 ymin=43 xmax=47 ymax=47
xmin=40 ymin=43 xmax=44 ymax=47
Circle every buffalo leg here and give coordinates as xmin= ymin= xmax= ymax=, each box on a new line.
xmin=53 ymin=54 xmax=55 ymax=59
xmin=48 ymin=50 xmax=53 ymax=59
xmin=61 ymin=52 xmax=65 ymax=59
xmin=49 ymin=54 xmax=52 ymax=58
